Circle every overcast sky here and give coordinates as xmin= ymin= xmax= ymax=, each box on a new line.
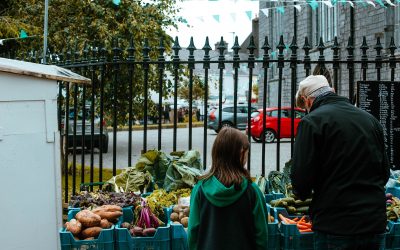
xmin=167 ymin=0 xmax=259 ymax=49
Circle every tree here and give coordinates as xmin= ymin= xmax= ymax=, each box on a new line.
xmin=1 ymin=0 xmax=185 ymax=125
xmin=178 ymin=71 xmax=209 ymax=102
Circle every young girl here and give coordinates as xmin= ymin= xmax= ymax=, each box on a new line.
xmin=188 ymin=127 xmax=268 ymax=250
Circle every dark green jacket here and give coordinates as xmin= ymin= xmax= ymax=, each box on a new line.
xmin=291 ymin=93 xmax=390 ymax=235
xmin=188 ymin=176 xmax=268 ymax=250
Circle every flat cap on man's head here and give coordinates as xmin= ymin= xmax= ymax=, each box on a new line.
xmin=295 ymin=75 xmax=330 ymax=108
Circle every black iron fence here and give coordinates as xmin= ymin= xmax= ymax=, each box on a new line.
xmin=3 ymin=35 xmax=400 ymax=202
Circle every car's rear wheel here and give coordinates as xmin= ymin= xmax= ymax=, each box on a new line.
xmin=264 ymin=129 xmax=276 ymax=143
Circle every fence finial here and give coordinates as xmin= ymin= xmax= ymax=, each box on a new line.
xmin=202 ymin=37 xmax=211 ymax=70
xmin=262 ymin=36 xmax=271 ymax=69
xmin=389 ymin=37 xmax=396 ymax=69
xmin=360 ymin=36 xmax=368 ymax=70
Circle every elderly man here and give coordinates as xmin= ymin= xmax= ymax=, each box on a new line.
xmin=291 ymin=75 xmax=389 ymax=250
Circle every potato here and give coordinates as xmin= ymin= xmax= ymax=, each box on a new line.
xmin=143 ymin=227 xmax=156 ymax=236
xmin=178 ymin=212 xmax=185 ymax=220
xmin=100 ymin=219 xmax=113 ymax=229
xmin=132 ymin=226 xmax=143 ymax=236
xmin=81 ymin=227 xmax=103 ymax=238
xmin=76 ymin=210 xmax=101 ymax=227
xmin=92 ymin=205 xmax=122 ymax=213
xmin=170 ymin=212 xmax=179 ymax=222
xmin=65 ymin=219 xmax=82 ymax=235
xmin=183 ymin=207 xmax=190 ymax=216
xmin=173 ymin=205 xmax=182 ymax=213
xmin=120 ymin=222 xmax=131 ymax=229
xmin=83 ymin=237 xmax=94 ymax=241
xmin=181 ymin=217 xmax=189 ymax=228
xmin=93 ymin=210 xmax=123 ymax=221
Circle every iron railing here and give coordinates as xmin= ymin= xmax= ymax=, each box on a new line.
xmin=3 ymin=35 xmax=400 ymax=202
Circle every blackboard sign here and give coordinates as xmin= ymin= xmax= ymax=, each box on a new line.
xmin=357 ymin=81 xmax=400 ymax=170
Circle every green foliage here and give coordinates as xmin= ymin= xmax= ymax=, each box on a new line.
xmin=1 ymin=0 xmax=185 ymax=125
xmin=178 ymin=69 xmax=208 ymax=101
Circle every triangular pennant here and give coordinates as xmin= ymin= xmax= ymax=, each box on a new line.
xmin=308 ymin=0 xmax=319 ymax=10
xmin=331 ymin=0 xmax=337 ymax=5
xmin=213 ymin=15 xmax=220 ymax=22
xmin=261 ymin=8 xmax=269 ymax=17
xmin=19 ymin=29 xmax=28 ymax=38
xmin=230 ymin=13 xmax=237 ymax=22
xmin=385 ymin=0 xmax=396 ymax=6
xmin=375 ymin=0 xmax=386 ymax=7
xmin=323 ymin=1 xmax=334 ymax=8
xmin=277 ymin=6 xmax=285 ymax=14
xmin=271 ymin=51 xmax=276 ymax=58
xmin=112 ymin=0 xmax=120 ymax=6
xmin=340 ymin=0 xmax=346 ymax=6
xmin=246 ymin=11 xmax=252 ymax=20
xmin=366 ymin=1 xmax=376 ymax=6
xmin=348 ymin=1 xmax=354 ymax=7
xmin=294 ymin=5 xmax=302 ymax=11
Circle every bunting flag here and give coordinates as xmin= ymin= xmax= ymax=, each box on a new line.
xmin=246 ymin=11 xmax=253 ymax=20
xmin=323 ymin=1 xmax=334 ymax=8
xmin=112 ymin=0 xmax=120 ymax=6
xmin=385 ymin=0 xmax=396 ymax=6
xmin=230 ymin=13 xmax=237 ymax=22
xmin=277 ymin=6 xmax=285 ymax=13
xmin=375 ymin=0 xmax=387 ymax=7
xmin=213 ymin=14 xmax=220 ymax=22
xmin=348 ymin=1 xmax=354 ymax=7
xmin=261 ymin=8 xmax=269 ymax=17
xmin=308 ymin=0 xmax=319 ymax=10
xmin=19 ymin=29 xmax=27 ymax=39
xmin=366 ymin=0 xmax=376 ymax=6
xmin=294 ymin=4 xmax=302 ymax=11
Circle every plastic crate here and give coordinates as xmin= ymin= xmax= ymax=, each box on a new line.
xmin=169 ymin=224 xmax=188 ymax=250
xmin=387 ymin=187 xmax=400 ymax=199
xmin=115 ymin=206 xmax=171 ymax=250
xmin=265 ymin=192 xmax=285 ymax=203
xmin=386 ymin=220 xmax=400 ymax=250
xmin=164 ymin=206 xmax=188 ymax=250
xmin=266 ymin=204 xmax=280 ymax=250
xmin=60 ymin=209 xmax=115 ymax=250
xmin=276 ymin=207 xmax=314 ymax=250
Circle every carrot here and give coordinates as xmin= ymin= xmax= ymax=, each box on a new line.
xmin=298 ymin=221 xmax=312 ymax=228
xmin=278 ymin=214 xmax=289 ymax=224
xmin=297 ymin=224 xmax=309 ymax=230
xmin=298 ymin=215 xmax=306 ymax=222
xmin=278 ymin=214 xmax=297 ymax=224
xmin=299 ymin=228 xmax=313 ymax=233
xmin=292 ymin=217 xmax=299 ymax=222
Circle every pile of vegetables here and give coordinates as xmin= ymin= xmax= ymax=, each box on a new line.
xmin=69 ymin=191 xmax=141 ymax=209
xmin=65 ymin=205 xmax=122 ymax=240
xmin=269 ymin=196 xmax=312 ymax=215
xmin=170 ymin=205 xmax=190 ymax=228
xmin=120 ymin=200 xmax=164 ymax=237
xmin=146 ymin=188 xmax=192 ymax=219
xmin=386 ymin=193 xmax=400 ymax=222
xmin=278 ymin=214 xmax=313 ymax=233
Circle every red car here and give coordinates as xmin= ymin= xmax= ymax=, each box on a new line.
xmin=247 ymin=107 xmax=306 ymax=143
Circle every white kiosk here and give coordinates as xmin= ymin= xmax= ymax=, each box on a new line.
xmin=0 ymin=58 xmax=90 ymax=250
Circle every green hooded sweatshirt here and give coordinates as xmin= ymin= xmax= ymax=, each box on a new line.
xmin=188 ymin=176 xmax=268 ymax=250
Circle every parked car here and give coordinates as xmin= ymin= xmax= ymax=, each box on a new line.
xmin=247 ymin=107 xmax=306 ymax=143
xmin=207 ymin=104 xmax=258 ymax=132
xmin=61 ymin=107 xmax=109 ymax=153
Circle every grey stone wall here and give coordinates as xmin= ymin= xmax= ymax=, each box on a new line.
xmin=257 ymin=3 xmax=398 ymax=108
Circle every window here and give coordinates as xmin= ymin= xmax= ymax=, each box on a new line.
xmin=395 ymin=7 xmax=400 ymax=45
xmin=222 ymin=107 xmax=234 ymax=113
xmin=316 ymin=4 xmax=338 ymax=43
xmin=270 ymin=110 xmax=289 ymax=118
xmin=294 ymin=110 xmax=305 ymax=119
